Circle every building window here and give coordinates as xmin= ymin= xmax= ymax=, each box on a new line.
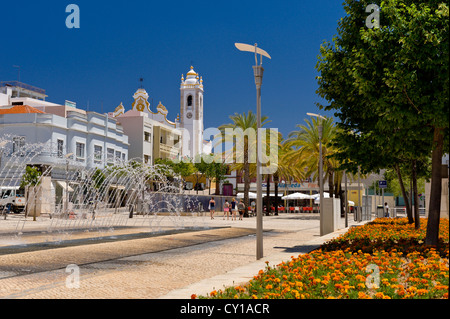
xmin=57 ymin=139 xmax=64 ymax=158
xmin=115 ymin=151 xmax=121 ymax=162
xmin=76 ymin=142 xmax=85 ymax=162
xmin=144 ymin=131 xmax=151 ymax=142
xmin=187 ymin=95 xmax=193 ymax=108
xmin=144 ymin=155 xmax=151 ymax=164
xmin=12 ymin=136 xmax=25 ymax=154
xmin=94 ymin=145 xmax=103 ymax=163
xmin=122 ymin=153 xmax=126 ymax=161
xmin=107 ymin=148 xmax=114 ymax=164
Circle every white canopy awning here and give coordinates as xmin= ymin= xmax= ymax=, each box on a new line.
xmin=236 ymin=192 xmax=276 ymax=199
xmin=311 ymin=192 xmax=330 ymax=199
xmin=313 ymin=192 xmax=331 ymax=204
xmin=0 ymin=186 xmax=20 ymax=191
xmin=281 ymin=192 xmax=314 ymax=200
xmin=237 ymin=192 xmax=257 ymax=199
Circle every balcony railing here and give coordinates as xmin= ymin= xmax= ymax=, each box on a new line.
xmin=0 ymin=81 xmax=46 ymax=95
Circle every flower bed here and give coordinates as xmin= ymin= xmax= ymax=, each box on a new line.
xmin=321 ymin=218 xmax=449 ymax=258
xmin=197 ymin=218 xmax=449 ymax=299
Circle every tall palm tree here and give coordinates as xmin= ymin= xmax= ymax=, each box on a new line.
xmin=271 ymin=137 xmax=306 ymax=213
xmin=286 ymin=116 xmax=337 ymax=196
xmin=216 ymin=111 xmax=270 ymax=208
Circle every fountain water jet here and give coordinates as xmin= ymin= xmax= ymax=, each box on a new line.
xmin=0 ymin=138 xmax=208 ymax=244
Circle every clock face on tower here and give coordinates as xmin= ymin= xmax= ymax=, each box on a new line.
xmin=186 ymin=112 xmax=193 ymax=119
xmin=136 ymin=103 xmax=145 ymax=112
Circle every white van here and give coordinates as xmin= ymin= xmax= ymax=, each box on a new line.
xmin=0 ymin=186 xmax=26 ymax=213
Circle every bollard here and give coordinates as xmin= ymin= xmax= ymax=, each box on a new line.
xmin=129 ymin=204 xmax=134 ymax=218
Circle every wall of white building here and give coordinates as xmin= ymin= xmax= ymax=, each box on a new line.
xmin=0 ymin=111 xmax=128 ymax=169
xmin=0 ymin=93 xmax=9 ymax=106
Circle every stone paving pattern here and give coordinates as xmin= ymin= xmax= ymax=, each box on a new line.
xmin=0 ymin=213 xmax=367 ymax=298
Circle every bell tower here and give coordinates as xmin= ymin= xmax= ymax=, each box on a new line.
xmin=180 ymin=66 xmax=204 ymax=158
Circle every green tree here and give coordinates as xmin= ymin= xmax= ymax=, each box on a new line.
xmin=155 ymin=157 xmax=196 ymax=190
xmin=173 ymin=159 xmax=196 ymax=181
xmin=20 ymin=166 xmax=42 ymax=221
xmin=271 ymin=137 xmax=306 ymax=214
xmin=154 ymin=158 xmax=176 ymax=179
xmin=216 ymin=111 xmax=270 ymax=208
xmin=287 ymin=116 xmax=338 ymax=196
xmin=207 ymin=156 xmax=228 ymax=196
xmin=287 ymin=116 xmax=350 ymax=213
xmin=315 ymin=0 xmax=448 ymax=241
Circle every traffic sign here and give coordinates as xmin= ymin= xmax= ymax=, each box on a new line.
xmin=379 ymin=180 xmax=387 ymax=189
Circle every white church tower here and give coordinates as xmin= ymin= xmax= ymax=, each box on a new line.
xmin=179 ymin=66 xmax=204 ymax=159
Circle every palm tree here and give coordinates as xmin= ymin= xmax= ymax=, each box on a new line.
xmin=216 ymin=111 xmax=270 ymax=208
xmin=271 ymin=137 xmax=307 ymax=214
xmin=286 ymin=116 xmax=337 ymax=196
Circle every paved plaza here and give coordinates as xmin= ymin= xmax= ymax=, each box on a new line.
xmin=0 ymin=212 xmax=368 ymax=299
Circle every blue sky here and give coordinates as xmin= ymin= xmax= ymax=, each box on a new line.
xmin=0 ymin=0 xmax=345 ymax=138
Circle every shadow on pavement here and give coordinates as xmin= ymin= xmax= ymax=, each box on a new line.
xmin=273 ymin=244 xmax=320 ymax=254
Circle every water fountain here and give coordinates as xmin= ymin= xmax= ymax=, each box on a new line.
xmin=0 ymin=136 xmax=208 ymax=246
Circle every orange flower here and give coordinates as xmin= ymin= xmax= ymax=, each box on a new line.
xmin=417 ymin=289 xmax=428 ymax=296
xmin=375 ymin=292 xmax=385 ymax=299
xmin=358 ymin=291 xmax=370 ymax=299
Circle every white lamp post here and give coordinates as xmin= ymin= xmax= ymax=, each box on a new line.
xmin=235 ymin=42 xmax=271 ymax=260
xmin=307 ymin=112 xmax=326 ymax=235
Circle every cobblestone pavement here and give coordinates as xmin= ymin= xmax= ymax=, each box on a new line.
xmin=0 ymin=213 xmax=364 ymax=299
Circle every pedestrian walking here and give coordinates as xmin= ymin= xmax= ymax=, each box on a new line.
xmin=209 ymin=197 xmax=215 ymax=219
xmin=223 ymin=199 xmax=230 ymax=220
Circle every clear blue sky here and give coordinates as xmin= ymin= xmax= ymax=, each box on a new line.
xmin=0 ymin=0 xmax=345 ymax=138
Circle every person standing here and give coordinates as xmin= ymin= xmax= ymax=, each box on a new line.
xmin=384 ymin=202 xmax=390 ymax=218
xmin=231 ymin=197 xmax=237 ymax=221
xmin=238 ymin=199 xmax=245 ymax=220
xmin=223 ymin=199 xmax=230 ymax=220
xmin=209 ymin=197 xmax=215 ymax=220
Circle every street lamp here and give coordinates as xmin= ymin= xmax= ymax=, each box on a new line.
xmin=307 ymin=112 xmax=326 ymax=235
xmin=235 ymin=42 xmax=271 ymax=260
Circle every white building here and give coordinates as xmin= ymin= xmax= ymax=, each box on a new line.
xmin=115 ymin=108 xmax=181 ymax=164
xmin=0 ymin=81 xmax=48 ymax=102
xmin=0 ymin=82 xmax=129 ymax=172
xmin=111 ymin=66 xmax=211 ymax=163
